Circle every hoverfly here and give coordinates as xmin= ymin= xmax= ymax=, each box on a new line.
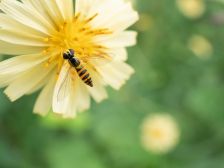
xmin=56 ymin=49 xmax=112 ymax=101
xmin=63 ymin=49 xmax=93 ymax=87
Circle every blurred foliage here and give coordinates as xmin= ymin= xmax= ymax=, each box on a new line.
xmin=1 ymin=0 xmax=224 ymax=168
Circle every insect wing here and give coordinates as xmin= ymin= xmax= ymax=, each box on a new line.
xmin=57 ymin=66 xmax=72 ymax=102
xmin=81 ymin=54 xmax=113 ymax=67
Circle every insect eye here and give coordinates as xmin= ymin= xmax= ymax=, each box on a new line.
xmin=69 ymin=49 xmax=75 ymax=55
xmin=63 ymin=53 xmax=69 ymax=59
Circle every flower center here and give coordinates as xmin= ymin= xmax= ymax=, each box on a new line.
xmin=43 ymin=13 xmax=112 ymax=74
xmin=149 ymin=128 xmax=165 ymax=139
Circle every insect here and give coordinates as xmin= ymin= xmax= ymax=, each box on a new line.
xmin=63 ymin=49 xmax=93 ymax=87
xmin=57 ymin=48 xmax=112 ymax=101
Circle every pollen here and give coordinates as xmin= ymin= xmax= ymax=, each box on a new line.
xmin=43 ymin=13 xmax=112 ymax=74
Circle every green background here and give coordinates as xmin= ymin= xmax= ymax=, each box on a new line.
xmin=1 ymin=0 xmax=224 ymax=167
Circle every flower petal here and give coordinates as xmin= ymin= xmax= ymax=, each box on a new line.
xmin=0 ymin=0 xmax=55 ymax=35
xmin=0 ymin=13 xmax=46 ymax=37
xmin=27 ymin=0 xmax=74 ymax=27
xmin=4 ymin=63 xmax=54 ymax=101
xmin=0 ymin=13 xmax=49 ymax=48
xmin=0 ymin=53 xmax=49 ymax=75
xmin=96 ymin=31 xmax=137 ymax=48
xmin=0 ymin=29 xmax=49 ymax=47
xmin=76 ymin=80 xmax=91 ymax=112
xmin=55 ymin=0 xmax=74 ymax=21
xmin=0 ymin=53 xmax=50 ymax=88
xmin=53 ymin=64 xmax=90 ymax=118
xmin=63 ymin=82 xmax=79 ymax=118
xmin=38 ymin=0 xmax=65 ymax=26
xmin=109 ymin=48 xmax=128 ymax=61
xmin=34 ymin=73 xmax=56 ymax=116
xmin=96 ymin=60 xmax=135 ymax=90
xmin=0 ymin=40 xmax=44 ymax=55
xmin=75 ymin=0 xmax=93 ymax=17
xmin=52 ymin=63 xmax=70 ymax=114
xmin=87 ymin=68 xmax=108 ymax=102
xmin=21 ymin=0 xmax=57 ymax=27
xmin=26 ymin=67 xmax=56 ymax=95
xmin=76 ymin=0 xmax=139 ymax=32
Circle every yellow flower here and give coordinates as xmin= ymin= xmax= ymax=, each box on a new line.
xmin=188 ymin=35 xmax=213 ymax=59
xmin=136 ymin=14 xmax=153 ymax=32
xmin=0 ymin=0 xmax=139 ymax=118
xmin=176 ymin=0 xmax=206 ymax=19
xmin=141 ymin=114 xmax=180 ymax=154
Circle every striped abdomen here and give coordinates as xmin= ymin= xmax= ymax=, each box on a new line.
xmin=75 ymin=64 xmax=93 ymax=87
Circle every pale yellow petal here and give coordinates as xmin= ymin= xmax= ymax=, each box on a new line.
xmin=76 ymin=0 xmax=139 ymax=32
xmin=0 ymin=0 xmax=55 ymax=35
xmin=63 ymin=81 xmax=78 ymax=118
xmin=96 ymin=31 xmax=137 ymax=48
xmin=75 ymin=0 xmax=99 ymax=17
xmin=0 ymin=53 xmax=49 ymax=75
xmin=21 ymin=0 xmax=56 ymax=27
xmin=52 ymin=64 xmax=72 ymax=116
xmin=26 ymin=68 xmax=56 ymax=95
xmin=4 ymin=63 xmax=54 ymax=101
xmin=92 ymin=1 xmax=138 ymax=31
xmin=0 ymin=29 xmax=49 ymax=47
xmin=62 ymin=78 xmax=90 ymax=119
xmin=0 ymin=13 xmax=46 ymax=37
xmin=63 ymin=79 xmax=90 ymax=118
xmin=0 ymin=73 xmax=22 ymax=88
xmin=76 ymin=80 xmax=91 ymax=112
xmin=96 ymin=61 xmax=135 ymax=90
xmin=0 ymin=40 xmax=44 ymax=55
xmin=55 ymin=0 xmax=74 ymax=21
xmin=109 ymin=48 xmax=128 ymax=61
xmin=34 ymin=73 xmax=56 ymax=116
xmin=39 ymin=0 xmax=64 ymax=26
xmin=53 ymin=64 xmax=91 ymax=118
xmin=87 ymin=68 xmax=108 ymax=102
xmin=0 ymin=53 xmax=50 ymax=88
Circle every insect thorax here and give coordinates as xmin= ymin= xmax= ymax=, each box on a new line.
xmin=69 ymin=57 xmax=80 ymax=67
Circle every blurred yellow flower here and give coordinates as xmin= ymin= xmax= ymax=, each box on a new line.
xmin=176 ymin=0 xmax=206 ymax=19
xmin=136 ymin=14 xmax=153 ymax=32
xmin=141 ymin=114 xmax=180 ymax=154
xmin=188 ymin=35 xmax=213 ymax=59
